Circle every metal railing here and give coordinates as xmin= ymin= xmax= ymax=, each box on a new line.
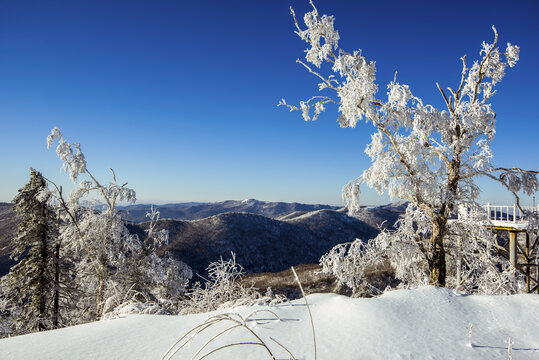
xmin=482 ymin=203 xmax=539 ymax=223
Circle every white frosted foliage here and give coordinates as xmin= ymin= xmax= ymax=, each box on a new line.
xmin=282 ymin=3 xmax=538 ymax=292
xmin=45 ymin=128 xmax=191 ymax=320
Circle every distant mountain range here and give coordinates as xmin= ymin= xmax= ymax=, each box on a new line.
xmin=118 ymin=199 xmax=341 ymax=222
xmin=0 ymin=200 xmax=407 ymax=278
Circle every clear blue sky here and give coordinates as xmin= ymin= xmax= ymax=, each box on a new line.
xmin=1 ymin=0 xmax=538 ymax=206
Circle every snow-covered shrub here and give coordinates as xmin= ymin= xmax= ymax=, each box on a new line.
xmin=180 ymin=254 xmax=284 ymax=314
xmin=112 ymin=207 xmax=192 ymax=314
xmin=322 ymin=203 xmax=526 ymax=296
xmin=106 ymin=301 xmax=168 ymax=317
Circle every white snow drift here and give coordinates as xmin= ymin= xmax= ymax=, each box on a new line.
xmin=1 ymin=286 xmax=538 ymax=360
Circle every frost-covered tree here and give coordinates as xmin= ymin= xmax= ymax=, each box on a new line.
xmin=105 ymin=207 xmax=192 ymax=315
xmin=280 ymin=2 xmax=538 ymax=291
xmin=45 ymin=127 xmax=191 ymax=320
xmin=0 ymin=168 xmax=59 ymax=333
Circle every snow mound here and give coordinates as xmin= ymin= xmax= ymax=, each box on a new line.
xmin=1 ymin=287 xmax=538 ymax=359
xmin=101 ymin=301 xmax=169 ymax=319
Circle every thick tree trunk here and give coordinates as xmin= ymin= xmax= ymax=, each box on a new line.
xmin=96 ymin=275 xmax=104 ymax=320
xmin=429 ymin=216 xmax=447 ymax=287
xmin=52 ymin=241 xmax=60 ymax=328
xmin=37 ymin=224 xmax=48 ymax=331
xmin=428 ymin=156 xmax=459 ymax=287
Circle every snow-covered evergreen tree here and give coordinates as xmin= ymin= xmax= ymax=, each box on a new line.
xmin=281 ymin=2 xmax=538 ymax=292
xmin=0 ymin=168 xmax=59 ymax=334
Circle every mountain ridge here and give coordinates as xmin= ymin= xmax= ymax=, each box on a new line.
xmin=0 ymin=200 xmax=406 ymax=277
xmin=118 ymin=199 xmax=341 ymax=222
xmin=128 ymin=208 xmax=383 ymax=278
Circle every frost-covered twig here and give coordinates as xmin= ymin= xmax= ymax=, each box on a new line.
xmin=292 ymin=266 xmax=317 ymax=360
xmin=508 ymin=337 xmax=514 ymax=360
xmin=161 ymin=311 xmax=295 ymax=360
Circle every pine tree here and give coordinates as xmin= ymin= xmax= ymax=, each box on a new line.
xmin=1 ymin=168 xmax=59 ymax=333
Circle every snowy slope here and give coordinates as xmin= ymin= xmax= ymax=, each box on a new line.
xmin=1 ymin=287 xmax=538 ymax=360
xmin=129 ymin=211 xmax=378 ymax=277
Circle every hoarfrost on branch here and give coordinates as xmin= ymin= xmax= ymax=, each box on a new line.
xmin=281 ymin=2 xmax=538 ymax=292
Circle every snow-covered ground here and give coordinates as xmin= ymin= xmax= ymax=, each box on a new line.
xmin=1 ymin=287 xmax=538 ymax=359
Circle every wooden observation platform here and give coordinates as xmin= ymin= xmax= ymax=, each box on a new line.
xmin=482 ymin=204 xmax=539 ymax=293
